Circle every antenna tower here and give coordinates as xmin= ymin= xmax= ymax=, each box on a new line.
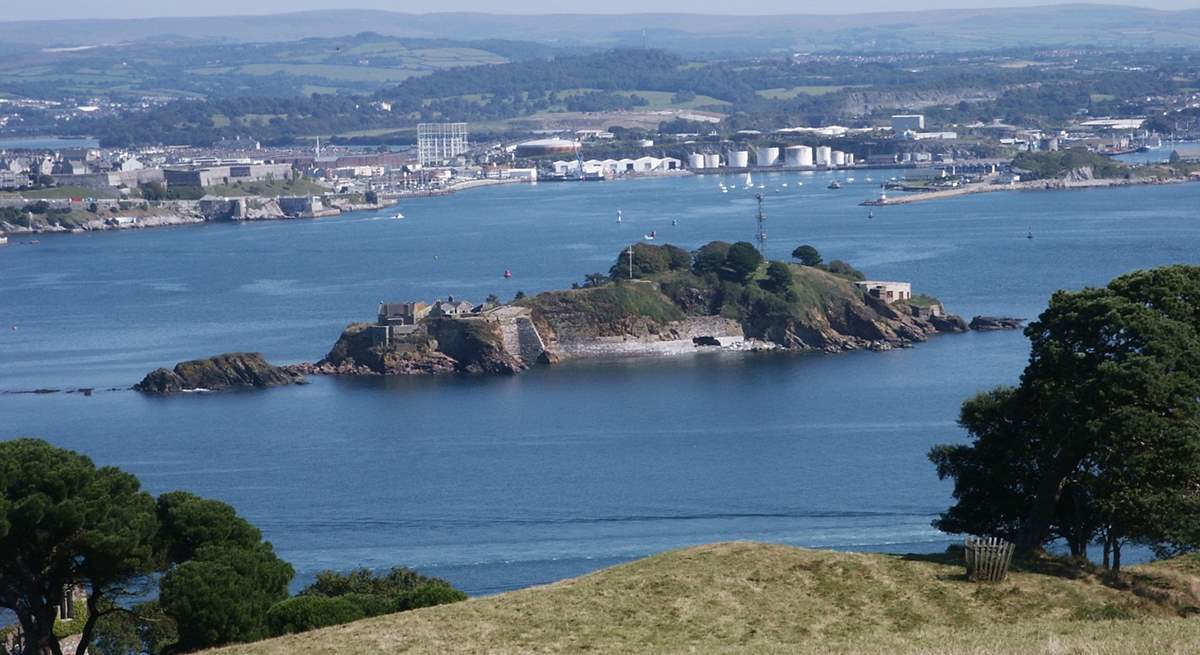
xmin=755 ymin=193 xmax=767 ymax=254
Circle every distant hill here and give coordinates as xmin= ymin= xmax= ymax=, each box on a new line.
xmin=3 ymin=5 xmax=1200 ymax=52
xmin=204 ymin=542 xmax=1200 ymax=655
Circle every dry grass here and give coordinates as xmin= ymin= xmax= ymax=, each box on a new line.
xmin=207 ymin=542 xmax=1200 ymax=655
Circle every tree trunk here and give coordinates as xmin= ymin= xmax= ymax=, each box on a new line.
xmin=1103 ymin=538 xmax=1111 ymax=569
xmin=1015 ymin=456 xmax=1075 ymax=556
xmin=1112 ymin=541 xmax=1122 ymax=574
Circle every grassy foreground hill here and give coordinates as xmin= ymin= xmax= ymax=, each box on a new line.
xmin=207 ymin=542 xmax=1200 ymax=655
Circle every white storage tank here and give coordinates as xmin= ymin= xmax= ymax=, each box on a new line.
xmin=729 ymin=150 xmax=749 ymax=168
xmin=755 ymin=146 xmax=780 ymax=167
xmin=845 ymin=153 xmax=855 ymax=166
xmin=815 ymin=146 xmax=832 ymax=166
xmin=799 ymin=145 xmax=814 ymax=167
xmin=832 ymin=150 xmax=846 ymax=166
xmin=785 ymin=145 xmax=813 ymax=167
xmin=688 ymin=153 xmax=705 ymax=169
xmin=704 ymin=153 xmax=721 ymax=169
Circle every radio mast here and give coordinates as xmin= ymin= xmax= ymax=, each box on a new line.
xmin=755 ymin=193 xmax=767 ymax=254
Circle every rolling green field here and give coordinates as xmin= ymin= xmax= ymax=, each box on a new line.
xmin=206 ymin=542 xmax=1200 ymax=655
xmin=0 ymin=35 xmax=524 ymax=98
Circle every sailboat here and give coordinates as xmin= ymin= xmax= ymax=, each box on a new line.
xmin=1026 ymin=227 xmax=1034 ymax=240
xmin=617 ymin=209 xmax=623 ymax=223
xmin=868 ymin=209 xmax=874 ymax=220
xmin=745 ymin=172 xmax=753 ymax=188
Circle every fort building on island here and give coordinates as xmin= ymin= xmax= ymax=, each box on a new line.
xmin=856 ymin=280 xmax=913 ymax=303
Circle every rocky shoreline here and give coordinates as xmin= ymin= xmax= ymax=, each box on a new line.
xmin=0 ymin=195 xmax=399 ymax=237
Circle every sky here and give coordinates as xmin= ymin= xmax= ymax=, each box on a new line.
xmin=4 ymin=0 xmax=1198 ymax=21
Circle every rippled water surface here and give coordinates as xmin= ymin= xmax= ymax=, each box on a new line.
xmin=3 ymin=171 xmax=1199 ymax=593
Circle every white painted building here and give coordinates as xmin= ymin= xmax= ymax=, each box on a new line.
xmin=856 ymin=280 xmax=912 ymax=303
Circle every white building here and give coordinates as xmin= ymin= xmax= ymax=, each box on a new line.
xmin=856 ymin=280 xmax=912 ymax=304
xmin=891 ymin=114 xmax=926 ymax=131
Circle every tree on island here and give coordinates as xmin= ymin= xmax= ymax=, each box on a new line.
xmin=762 ymin=261 xmax=795 ymax=297
xmin=582 ymin=273 xmax=609 ymax=288
xmin=930 ymin=266 xmax=1200 ymax=570
xmin=609 ymin=243 xmax=690 ymax=280
xmin=791 ymin=245 xmax=822 ymax=267
xmin=723 ymin=242 xmax=763 ymax=282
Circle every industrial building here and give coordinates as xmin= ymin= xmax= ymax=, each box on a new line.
xmin=514 ymin=138 xmax=580 ymax=158
xmin=891 ymin=114 xmax=926 ymax=131
xmin=553 ymin=157 xmax=681 ymax=176
xmin=418 ymin=122 xmax=469 ymax=166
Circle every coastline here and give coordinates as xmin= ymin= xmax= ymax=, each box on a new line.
xmin=861 ymin=173 xmax=1200 ymax=206
xmin=0 ymin=179 xmax=526 ymax=237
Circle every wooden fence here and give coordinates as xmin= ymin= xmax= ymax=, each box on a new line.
xmin=964 ymin=536 xmax=1015 ymax=582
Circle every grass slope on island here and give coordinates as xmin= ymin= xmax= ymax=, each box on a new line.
xmin=206 ymin=542 xmax=1200 ymax=655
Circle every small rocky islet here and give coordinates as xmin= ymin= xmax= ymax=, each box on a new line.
xmin=135 ymin=241 xmax=1023 ymax=395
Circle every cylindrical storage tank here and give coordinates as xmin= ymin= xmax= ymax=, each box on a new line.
xmin=815 ymin=146 xmax=832 ymax=166
xmin=704 ymin=153 xmax=721 ymax=169
xmin=755 ymin=146 xmax=780 ymax=167
xmin=784 ymin=146 xmax=807 ymax=167
xmin=688 ymin=153 xmax=705 ymax=169
xmin=845 ymin=153 xmax=855 ymax=166
xmin=795 ymin=145 xmax=813 ymax=167
xmin=729 ymin=150 xmax=749 ymax=168
xmin=832 ymin=150 xmax=846 ymax=166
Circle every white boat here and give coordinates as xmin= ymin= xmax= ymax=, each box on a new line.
xmin=393 ymin=212 xmax=405 ymax=219
xmin=617 ymin=209 xmax=623 ymax=223
xmin=644 ymin=230 xmax=657 ymax=240
xmin=847 ymin=177 xmax=855 ymax=182
xmin=781 ymin=183 xmax=788 ymax=188
xmin=745 ymin=172 xmax=753 ymax=187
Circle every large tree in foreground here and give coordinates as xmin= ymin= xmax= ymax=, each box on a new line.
xmin=0 ymin=441 xmax=297 ymax=655
xmin=0 ymin=439 xmax=159 ymax=655
xmin=930 ymin=266 xmax=1200 ymax=570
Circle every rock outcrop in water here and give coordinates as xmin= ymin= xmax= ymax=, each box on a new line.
xmin=134 ymin=352 xmax=305 ymax=394
xmin=969 ymin=316 xmax=1026 ymax=331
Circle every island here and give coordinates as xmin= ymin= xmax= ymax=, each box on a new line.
xmin=296 ymin=241 xmax=972 ymax=378
xmin=135 ymin=241 xmax=1029 ymax=394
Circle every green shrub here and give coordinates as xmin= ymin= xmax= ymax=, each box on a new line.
xmin=266 ymin=595 xmax=366 ymax=636
xmin=394 ymin=582 xmax=468 ymax=611
xmin=827 ymin=260 xmax=865 ymax=281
